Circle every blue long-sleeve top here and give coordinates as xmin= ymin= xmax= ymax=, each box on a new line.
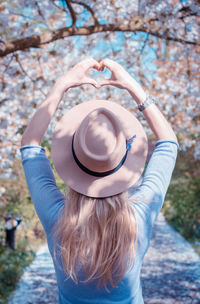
xmin=20 ymin=139 xmax=179 ymax=304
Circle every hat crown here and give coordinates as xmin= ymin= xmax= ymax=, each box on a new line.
xmin=51 ymin=99 xmax=148 ymax=198
xmin=74 ymin=108 xmax=126 ymax=172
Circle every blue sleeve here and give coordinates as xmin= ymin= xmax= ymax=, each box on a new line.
xmin=131 ymin=140 xmax=179 ymax=229
xmin=20 ymin=145 xmax=65 ymax=233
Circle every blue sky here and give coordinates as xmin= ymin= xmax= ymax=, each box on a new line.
xmin=56 ymin=2 xmax=158 ymax=81
xmin=23 ymin=1 xmax=159 ymax=81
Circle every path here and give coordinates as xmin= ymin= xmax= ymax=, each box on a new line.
xmin=8 ymin=213 xmax=200 ymax=304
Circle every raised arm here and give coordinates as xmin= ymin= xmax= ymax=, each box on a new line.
xmin=99 ymin=59 xmax=178 ymax=143
xmin=98 ymin=59 xmax=179 ymax=229
xmin=21 ymin=58 xmax=100 ymax=147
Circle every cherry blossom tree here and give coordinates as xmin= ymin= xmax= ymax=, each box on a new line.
xmin=0 ymin=0 xmax=199 ymax=181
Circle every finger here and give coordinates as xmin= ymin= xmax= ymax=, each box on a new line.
xmin=84 ymin=77 xmax=100 ymax=88
xmin=98 ymin=62 xmax=105 ymax=72
xmin=82 ymin=58 xmax=101 ymax=71
xmin=99 ymin=58 xmax=116 ymax=71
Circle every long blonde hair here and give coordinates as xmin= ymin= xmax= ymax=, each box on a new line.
xmin=53 ymin=187 xmax=138 ymax=290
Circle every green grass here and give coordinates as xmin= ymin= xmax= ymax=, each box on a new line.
xmin=0 ymin=246 xmax=35 ymax=304
xmin=162 ymin=150 xmax=200 ymax=255
xmin=0 ymin=140 xmax=51 ymax=304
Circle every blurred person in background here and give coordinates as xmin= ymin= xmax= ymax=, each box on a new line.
xmin=4 ymin=215 xmax=22 ymax=250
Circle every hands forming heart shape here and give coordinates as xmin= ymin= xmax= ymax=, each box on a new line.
xmin=56 ymin=58 xmax=135 ymax=92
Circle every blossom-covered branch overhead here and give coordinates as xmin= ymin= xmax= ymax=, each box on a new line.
xmin=0 ymin=1 xmax=199 ymax=57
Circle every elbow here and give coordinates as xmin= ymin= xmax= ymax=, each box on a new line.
xmin=173 ymin=134 xmax=179 ymax=146
xmin=21 ymin=128 xmax=29 ymax=147
xmin=21 ymin=135 xmax=41 ymax=147
xmin=21 ymin=136 xmax=26 ymax=147
xmin=21 ymin=133 xmax=30 ymax=147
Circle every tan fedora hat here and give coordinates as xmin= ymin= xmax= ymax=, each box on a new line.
xmin=51 ymin=99 xmax=148 ymax=198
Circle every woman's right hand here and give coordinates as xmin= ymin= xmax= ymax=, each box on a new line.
xmin=99 ymin=60 xmax=178 ymax=144
xmin=99 ymin=58 xmax=146 ymax=103
xmin=99 ymin=59 xmax=134 ymax=90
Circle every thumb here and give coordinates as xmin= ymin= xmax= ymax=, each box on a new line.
xmin=85 ymin=77 xmax=100 ymax=89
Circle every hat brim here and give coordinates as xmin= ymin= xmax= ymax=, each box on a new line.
xmin=51 ymin=100 xmax=148 ymax=198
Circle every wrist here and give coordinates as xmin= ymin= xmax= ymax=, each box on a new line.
xmin=54 ymin=77 xmax=72 ymax=94
xmin=137 ymin=92 xmax=157 ymax=112
xmin=49 ymin=83 xmax=66 ymax=101
xmin=126 ymin=80 xmax=146 ymax=104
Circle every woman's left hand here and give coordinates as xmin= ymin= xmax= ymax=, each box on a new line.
xmin=54 ymin=58 xmax=101 ymax=93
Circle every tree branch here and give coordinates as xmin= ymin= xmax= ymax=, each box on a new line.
xmin=0 ymin=19 xmax=199 ymax=57
xmin=49 ymin=0 xmax=66 ymax=12
xmin=178 ymin=6 xmax=199 ymax=19
xmin=3 ymin=54 xmax=14 ymax=73
xmin=0 ymin=98 xmax=9 ymax=105
xmin=72 ymin=1 xmax=99 ymax=26
xmin=14 ymin=54 xmax=47 ymax=96
xmin=7 ymin=11 xmax=36 ymax=21
xmin=137 ymin=33 xmax=149 ymax=61
xmin=65 ymin=0 xmax=76 ymax=26
xmin=35 ymin=1 xmax=46 ymax=22
xmin=0 ymin=54 xmax=15 ymax=91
